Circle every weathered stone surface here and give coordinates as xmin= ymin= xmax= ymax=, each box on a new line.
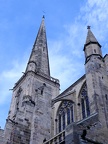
xmin=1 ymin=19 xmax=108 ymax=144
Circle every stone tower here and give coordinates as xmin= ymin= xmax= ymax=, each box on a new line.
xmin=4 ymin=16 xmax=60 ymax=144
xmin=84 ymin=26 xmax=108 ymax=142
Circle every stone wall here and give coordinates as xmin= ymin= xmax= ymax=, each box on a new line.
xmin=10 ymin=123 xmax=31 ymax=144
xmin=0 ymin=129 xmax=4 ymax=144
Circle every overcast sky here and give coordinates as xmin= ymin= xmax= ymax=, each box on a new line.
xmin=0 ymin=0 xmax=108 ymax=128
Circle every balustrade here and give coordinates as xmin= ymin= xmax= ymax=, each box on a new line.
xmin=43 ymin=130 xmax=65 ymax=144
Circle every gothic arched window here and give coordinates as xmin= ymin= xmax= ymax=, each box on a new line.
xmin=59 ymin=114 xmax=61 ymax=132
xmin=67 ymin=108 xmax=70 ymax=125
xmin=80 ymin=83 xmax=90 ymax=119
xmin=71 ymin=106 xmax=74 ymax=122
xmin=57 ymin=101 xmax=74 ymax=133
xmin=62 ymin=111 xmax=65 ymax=130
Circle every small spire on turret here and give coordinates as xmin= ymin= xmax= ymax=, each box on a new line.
xmin=85 ymin=26 xmax=100 ymax=46
xmin=43 ymin=15 xmax=45 ymax=19
xmin=84 ymin=26 xmax=102 ymax=62
xmin=87 ymin=26 xmax=91 ymax=29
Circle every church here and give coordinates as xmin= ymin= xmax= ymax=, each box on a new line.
xmin=0 ymin=16 xmax=108 ymax=144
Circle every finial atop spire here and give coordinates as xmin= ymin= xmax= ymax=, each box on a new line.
xmin=87 ymin=26 xmax=91 ymax=29
xmin=42 ymin=10 xmax=45 ymax=19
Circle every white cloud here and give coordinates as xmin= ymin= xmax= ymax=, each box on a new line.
xmin=48 ymin=37 xmax=84 ymax=91
xmin=0 ymin=60 xmax=27 ymax=104
xmin=48 ymin=0 xmax=108 ymax=92
xmin=1 ymin=61 xmax=25 ymax=79
xmin=80 ymin=0 xmax=108 ymax=39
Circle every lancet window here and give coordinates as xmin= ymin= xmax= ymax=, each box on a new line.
xmin=80 ymin=83 xmax=90 ymax=119
xmin=57 ymin=100 xmax=74 ymax=133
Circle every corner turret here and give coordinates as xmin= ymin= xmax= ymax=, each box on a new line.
xmin=84 ymin=26 xmax=102 ymax=63
xmin=84 ymin=26 xmax=108 ymax=139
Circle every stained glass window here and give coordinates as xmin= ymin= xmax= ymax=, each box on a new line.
xmin=71 ymin=106 xmax=74 ymax=122
xmin=59 ymin=114 xmax=61 ymax=132
xmin=67 ymin=108 xmax=70 ymax=125
xmin=62 ymin=111 xmax=65 ymax=130
xmin=85 ymin=96 xmax=90 ymax=116
xmin=80 ymin=83 xmax=90 ymax=119
xmin=81 ymin=98 xmax=86 ymax=119
xmin=58 ymin=100 xmax=74 ymax=132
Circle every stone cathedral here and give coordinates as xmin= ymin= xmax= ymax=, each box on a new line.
xmin=0 ymin=16 xmax=108 ymax=144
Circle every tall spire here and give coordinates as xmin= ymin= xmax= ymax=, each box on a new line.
xmin=26 ymin=16 xmax=50 ymax=76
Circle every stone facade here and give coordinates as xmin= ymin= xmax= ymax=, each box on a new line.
xmin=1 ymin=18 xmax=108 ymax=144
xmin=0 ymin=129 xmax=5 ymax=144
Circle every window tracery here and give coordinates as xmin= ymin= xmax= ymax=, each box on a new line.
xmin=80 ymin=83 xmax=90 ymax=119
xmin=59 ymin=114 xmax=61 ymax=132
xmin=57 ymin=100 xmax=74 ymax=133
xmin=67 ymin=108 xmax=70 ymax=125
xmin=62 ymin=111 xmax=65 ymax=130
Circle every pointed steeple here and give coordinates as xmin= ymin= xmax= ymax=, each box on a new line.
xmin=84 ymin=26 xmax=102 ymax=63
xmin=86 ymin=26 xmax=98 ymax=44
xmin=26 ymin=16 xmax=50 ymax=76
xmin=84 ymin=26 xmax=101 ymax=50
